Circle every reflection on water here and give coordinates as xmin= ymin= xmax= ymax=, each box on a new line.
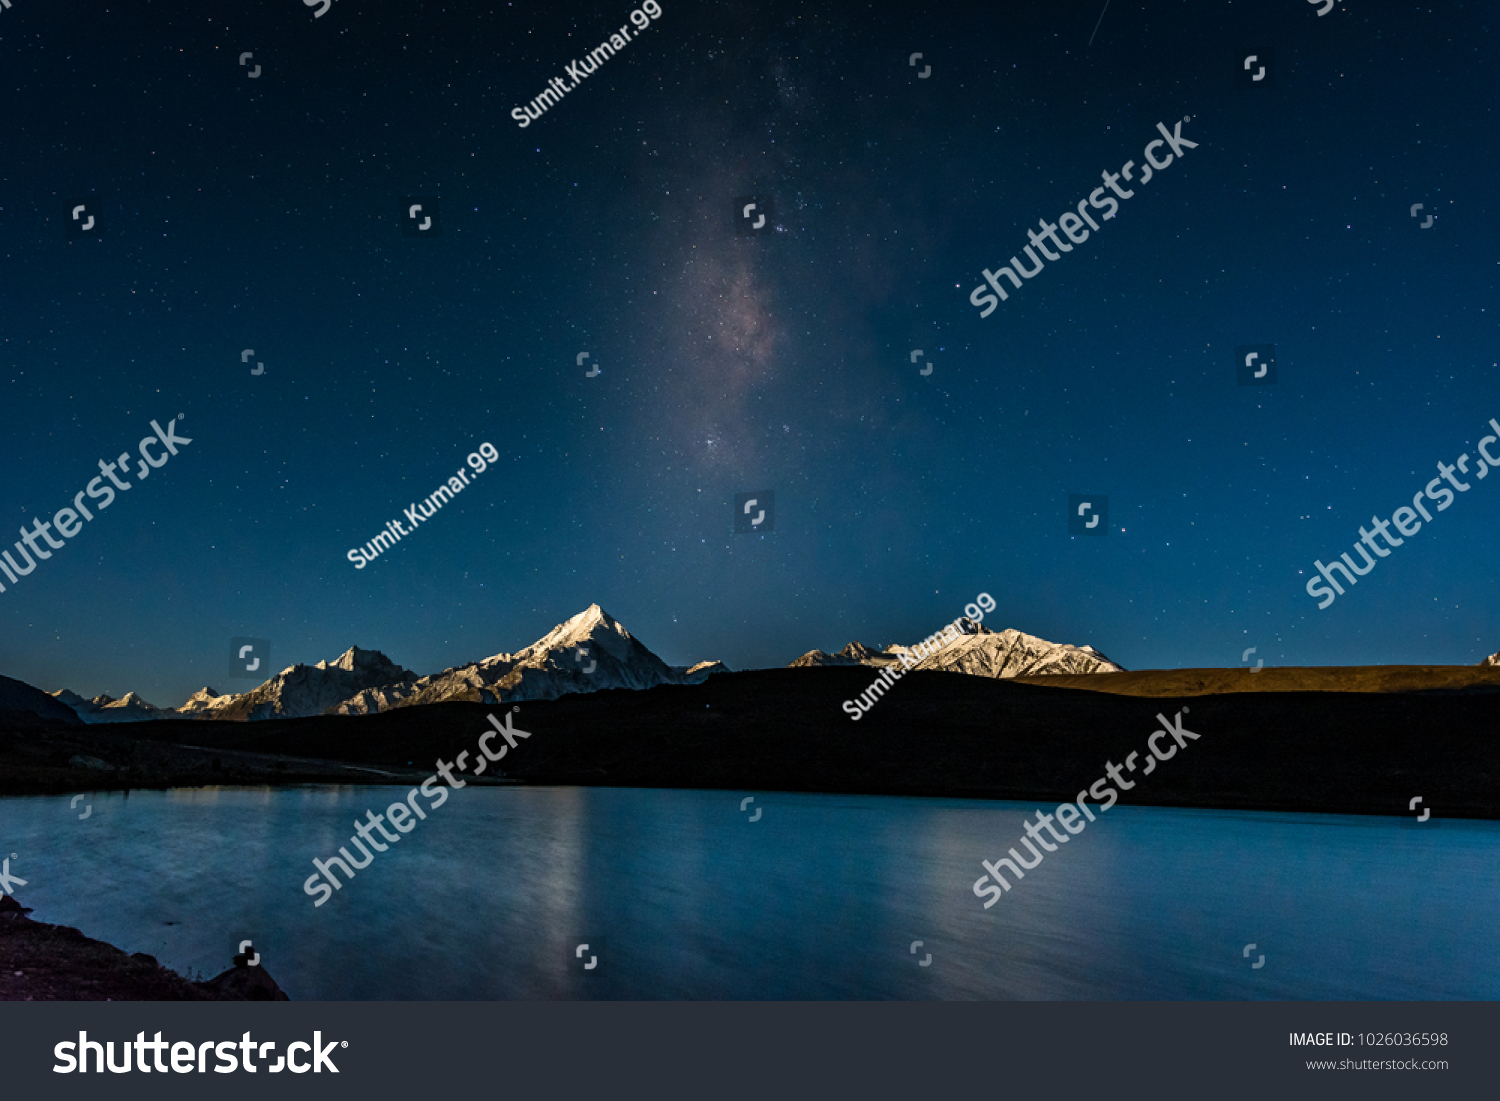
xmin=1 ymin=785 xmax=1495 ymax=999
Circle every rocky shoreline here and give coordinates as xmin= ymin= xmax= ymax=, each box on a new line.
xmin=0 ymin=895 xmax=288 ymax=1001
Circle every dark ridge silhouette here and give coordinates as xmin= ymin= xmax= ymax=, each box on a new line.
xmin=3 ymin=666 xmax=1497 ymax=818
xmin=0 ymin=674 xmax=84 ymax=727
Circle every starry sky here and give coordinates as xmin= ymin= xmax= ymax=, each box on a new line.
xmin=2 ymin=0 xmax=1497 ymax=707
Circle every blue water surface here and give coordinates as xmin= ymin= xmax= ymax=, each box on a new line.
xmin=0 ymin=786 xmax=1494 ymax=1000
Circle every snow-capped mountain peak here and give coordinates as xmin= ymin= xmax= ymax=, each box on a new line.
xmin=40 ymin=608 xmax=727 ymax=726
xmin=316 ymin=646 xmax=414 ymax=681
xmin=178 ymin=686 xmax=234 ymax=714
xmin=51 ymin=688 xmax=171 ymax=723
xmin=331 ymin=606 xmax=722 ymax=715
xmin=39 ymin=605 xmax=1120 ymax=726
xmin=792 ymin=618 xmax=1122 ymax=679
xmin=51 ymin=689 xmax=93 ymax=709
xmin=210 ymin=648 xmax=420 ymax=721
xmin=514 ymin=603 xmax=637 ymax=664
xmin=787 ymin=648 xmax=864 ymax=668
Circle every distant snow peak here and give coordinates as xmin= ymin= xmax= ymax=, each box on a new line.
xmin=525 ymin=603 xmax=634 ymax=660
xmin=839 ymin=641 xmax=897 ymax=664
xmin=45 ymin=604 xmax=1123 ymax=726
xmin=672 ymin=660 xmax=730 ymax=684
xmin=222 ymin=647 xmax=420 ymax=721
xmin=794 ymin=619 xmax=1122 ymax=680
xmin=1481 ymin=651 xmax=1500 ymax=667
xmin=380 ymin=605 xmax=681 ymax=712
xmin=919 ymin=626 xmax=1124 ymax=677
xmin=51 ymin=688 xmax=171 ymax=723
xmin=788 ymin=649 xmax=864 ymax=668
xmin=315 ymin=646 xmax=395 ymax=675
xmin=178 ymin=686 xmax=235 ymax=714
xmin=321 ymin=606 xmax=725 ymax=717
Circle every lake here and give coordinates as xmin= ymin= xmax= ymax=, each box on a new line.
xmin=1 ymin=785 xmax=1494 ymax=999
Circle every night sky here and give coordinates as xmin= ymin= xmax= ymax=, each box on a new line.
xmin=2 ymin=0 xmax=1497 ymax=708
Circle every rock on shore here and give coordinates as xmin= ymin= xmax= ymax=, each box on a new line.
xmin=0 ymin=895 xmax=288 ymax=1001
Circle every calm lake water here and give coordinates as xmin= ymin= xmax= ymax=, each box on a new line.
xmin=1 ymin=786 xmax=1495 ymax=1000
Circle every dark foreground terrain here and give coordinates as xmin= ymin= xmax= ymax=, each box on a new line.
xmin=0 ymin=896 xmax=288 ymax=1001
xmin=1013 ymin=663 xmax=1500 ymax=697
xmin=3 ymin=665 xmax=1498 ymax=817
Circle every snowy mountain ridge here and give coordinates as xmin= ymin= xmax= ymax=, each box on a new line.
xmin=789 ymin=618 xmax=1125 ymax=677
xmin=52 ymin=605 xmax=728 ymax=723
xmin=50 ymin=605 xmax=1133 ymax=724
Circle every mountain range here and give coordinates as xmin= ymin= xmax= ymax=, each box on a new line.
xmin=49 ymin=690 xmax=174 ymax=724
xmin=48 ymin=605 xmax=731 ymax=723
xmin=789 ymin=618 xmax=1124 ymax=677
xmin=37 ymin=603 xmax=1500 ymax=725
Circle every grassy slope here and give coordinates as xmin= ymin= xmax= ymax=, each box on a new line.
xmin=1013 ymin=665 xmax=1500 ymax=697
